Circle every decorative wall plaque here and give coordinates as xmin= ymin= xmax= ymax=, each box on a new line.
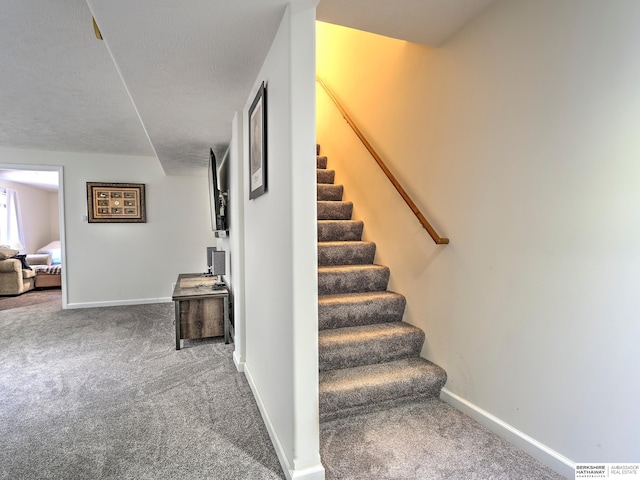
xmin=248 ymin=81 xmax=267 ymax=200
xmin=87 ymin=182 xmax=146 ymax=223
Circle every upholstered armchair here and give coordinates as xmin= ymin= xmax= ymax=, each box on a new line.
xmin=0 ymin=257 xmax=36 ymax=296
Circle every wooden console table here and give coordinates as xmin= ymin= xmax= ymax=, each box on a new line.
xmin=172 ymin=273 xmax=230 ymax=350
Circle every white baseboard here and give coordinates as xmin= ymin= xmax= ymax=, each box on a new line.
xmin=244 ymin=364 xmax=325 ymax=480
xmin=290 ymin=465 xmax=325 ymax=480
xmin=65 ymin=297 xmax=172 ymax=309
xmin=440 ymin=388 xmax=575 ymax=479
xmin=233 ymin=351 xmax=245 ymax=372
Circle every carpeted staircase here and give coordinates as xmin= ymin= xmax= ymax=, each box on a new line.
xmin=316 ymin=147 xmax=447 ymax=421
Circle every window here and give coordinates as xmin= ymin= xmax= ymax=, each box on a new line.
xmin=0 ymin=188 xmax=25 ymax=250
xmin=0 ymin=189 xmax=6 ymax=232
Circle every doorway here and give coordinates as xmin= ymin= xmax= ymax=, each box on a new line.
xmin=0 ymin=165 xmax=66 ymax=309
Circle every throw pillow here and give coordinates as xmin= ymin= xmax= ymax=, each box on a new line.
xmin=0 ymin=247 xmax=20 ymax=260
xmin=12 ymin=254 xmax=32 ymax=270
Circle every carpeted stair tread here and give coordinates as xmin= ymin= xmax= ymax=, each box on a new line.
xmin=317 ymin=169 xmax=335 ymax=184
xmin=318 ymin=264 xmax=389 ymax=295
xmin=317 ymin=241 xmax=375 ymax=266
xmin=317 ymin=201 xmax=353 ymax=220
xmin=317 ymin=184 xmax=343 ymax=201
xmin=319 ymin=322 xmax=424 ymax=371
xmin=317 ymin=155 xmax=327 ymax=169
xmin=318 ymin=291 xmax=405 ymax=329
xmin=319 ymin=357 xmax=447 ymax=421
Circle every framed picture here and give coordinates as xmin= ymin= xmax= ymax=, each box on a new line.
xmin=249 ymin=81 xmax=267 ymax=200
xmin=87 ymin=182 xmax=146 ymax=223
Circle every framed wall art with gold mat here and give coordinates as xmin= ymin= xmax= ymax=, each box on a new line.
xmin=86 ymin=182 xmax=146 ymax=223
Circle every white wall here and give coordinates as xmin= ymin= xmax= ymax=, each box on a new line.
xmin=240 ymin=3 xmax=322 ymax=479
xmin=49 ymin=191 xmax=60 ymax=241
xmin=228 ymin=111 xmax=247 ymax=371
xmin=0 ymin=178 xmax=54 ymax=253
xmin=0 ymin=146 xmax=216 ymax=307
xmin=317 ymin=0 xmax=640 ymax=474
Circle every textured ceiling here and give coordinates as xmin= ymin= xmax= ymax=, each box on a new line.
xmin=0 ymin=0 xmax=154 ymax=158
xmin=85 ymin=0 xmax=288 ymax=175
xmin=0 ymin=0 xmax=496 ymax=177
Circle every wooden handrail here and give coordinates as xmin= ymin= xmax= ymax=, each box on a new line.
xmin=316 ymin=76 xmax=449 ymax=245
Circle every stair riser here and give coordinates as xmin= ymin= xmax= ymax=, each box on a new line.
xmin=317 ymin=242 xmax=375 ymax=266
xmin=317 ymin=201 xmax=353 ymax=221
xmin=321 ymin=392 xmax=442 ymax=422
xmin=319 ymin=325 xmax=424 ymax=371
xmin=318 ymin=294 xmax=405 ymax=329
xmin=318 ymin=221 xmax=363 ymax=242
xmin=317 ymin=169 xmax=335 ymax=184
xmin=317 ymin=156 xmax=327 ymax=169
xmin=318 ymin=267 xmax=389 ymax=295
xmin=317 ymin=184 xmax=343 ymax=201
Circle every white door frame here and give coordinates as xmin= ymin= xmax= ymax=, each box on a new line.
xmin=0 ymin=163 xmax=67 ymax=309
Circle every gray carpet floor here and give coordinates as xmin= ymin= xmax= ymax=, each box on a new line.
xmin=1 ymin=299 xmax=567 ymax=480
xmin=0 ymin=300 xmax=284 ymax=480
xmin=321 ymin=400 xmax=566 ymax=480
xmin=0 ymin=288 xmax=62 ymax=311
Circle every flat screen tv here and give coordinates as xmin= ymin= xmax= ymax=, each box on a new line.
xmin=208 ymin=148 xmax=228 ymax=232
